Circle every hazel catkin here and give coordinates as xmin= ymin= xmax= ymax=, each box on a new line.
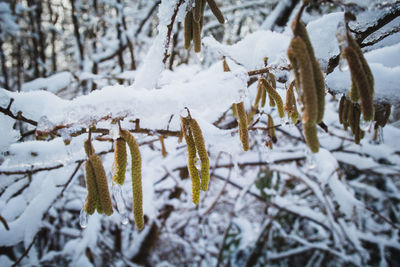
xmin=89 ymin=154 xmax=113 ymax=216
xmin=84 ymin=160 xmax=98 ymax=215
xmin=181 ymin=117 xmax=201 ymax=204
xmin=120 ymin=129 xmax=144 ymax=230
xmin=235 ymin=102 xmax=249 ymax=151
xmin=262 ymin=78 xmax=284 ymax=118
xmin=342 ymin=46 xmax=374 ymax=121
xmin=112 ymin=137 xmax=127 ymax=185
xmin=189 ymin=118 xmax=210 ymax=192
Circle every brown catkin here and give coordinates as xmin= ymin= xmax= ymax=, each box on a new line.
xmin=347 ymin=33 xmax=374 ymax=94
xmin=284 ymin=83 xmax=299 ymax=124
xmin=267 ymin=73 xmax=277 ymax=107
xmin=184 ymin=11 xmax=193 ymax=50
xmin=112 ymin=137 xmax=127 ymax=185
xmin=181 ymin=117 xmax=201 ymax=204
xmin=287 ymin=37 xmax=318 ymax=124
xmin=159 ymin=136 xmax=168 ymax=157
xmin=338 ymin=95 xmax=346 ymax=125
xmin=262 ymin=78 xmax=284 ymax=118
xmin=303 ymin=122 xmax=320 ymax=153
xmin=223 ymin=57 xmax=230 ymax=72
xmin=341 ymin=98 xmax=351 ymax=130
xmin=260 ymin=79 xmax=267 ymax=108
xmin=193 ymin=0 xmax=203 ymax=23
xmin=348 ymin=103 xmax=356 ymax=135
xmin=236 ymin=102 xmax=249 ymax=151
xmin=192 ymin=17 xmax=202 ymax=53
xmin=353 ymin=104 xmax=361 ymax=144
xmin=349 ymin=80 xmax=359 ymax=102
xmin=120 ymin=130 xmax=144 ymax=230
xmin=342 ymin=46 xmax=374 ymax=121
xmin=374 ymin=103 xmax=391 ymax=128
xmin=189 ymin=118 xmax=210 ymax=192
xmin=84 ymin=139 xmax=94 ymax=157
xmin=206 ymin=0 xmax=225 ymax=24
xmin=292 ymin=20 xmax=325 ymax=123
xmin=253 ymin=78 xmax=263 ymax=109
xmin=89 ymin=154 xmax=113 ymax=216
xmin=84 ymin=160 xmax=98 ymax=215
xmin=267 ymin=114 xmax=277 ymax=145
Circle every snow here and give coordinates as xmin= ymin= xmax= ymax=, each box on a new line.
xmin=307 ymin=12 xmax=343 ymax=69
xmin=0 ymin=175 xmax=60 ymax=248
xmin=21 ymin=72 xmax=74 ymax=93
xmin=0 ymin=114 xmax=19 ymax=153
xmin=203 ymin=30 xmax=291 ymax=70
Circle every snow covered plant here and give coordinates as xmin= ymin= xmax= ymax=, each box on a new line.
xmin=1 ymin=0 xmax=400 ymax=266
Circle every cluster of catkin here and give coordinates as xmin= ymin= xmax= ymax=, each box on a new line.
xmin=248 ymin=73 xmax=284 ymax=122
xmin=341 ymin=31 xmax=375 ymax=121
xmin=339 ymin=96 xmax=391 ymax=144
xmin=184 ymin=0 xmax=224 ymax=52
xmin=83 ymin=129 xmax=144 ymax=231
xmin=181 ymin=116 xmax=210 ymax=204
xmin=287 ymin=18 xmax=325 ymax=153
xmin=83 ymin=139 xmax=113 ymax=216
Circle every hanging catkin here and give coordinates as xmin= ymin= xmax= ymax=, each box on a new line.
xmin=189 ymin=118 xmax=210 ymax=192
xmin=262 ymin=77 xmax=285 ymax=118
xmin=120 ymin=129 xmax=144 ymax=230
xmin=84 ymin=160 xmax=98 ymax=215
xmin=292 ymin=20 xmax=325 ymax=123
xmin=236 ymin=102 xmax=249 ymax=151
xmin=267 ymin=114 xmax=277 ymax=149
xmin=284 ymin=83 xmax=299 ymax=124
xmin=192 ymin=14 xmax=202 ymax=53
xmin=184 ymin=11 xmax=193 ymax=50
xmin=303 ymin=122 xmax=320 ymax=153
xmin=112 ymin=137 xmax=127 ymax=185
xmin=159 ymin=136 xmax=168 ymax=157
xmin=181 ymin=117 xmax=201 ymax=204
xmin=206 ymin=0 xmax=225 ymax=24
xmin=342 ymin=46 xmax=374 ymax=121
xmin=89 ymin=154 xmax=113 ymax=216
xmin=288 ymin=37 xmax=318 ymax=125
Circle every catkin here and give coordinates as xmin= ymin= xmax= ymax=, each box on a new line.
xmin=374 ymin=103 xmax=391 ymax=128
xmin=236 ymin=102 xmax=249 ymax=151
xmin=84 ymin=139 xmax=94 ymax=157
xmin=89 ymin=154 xmax=113 ymax=216
xmin=192 ymin=17 xmax=202 ymax=53
xmin=112 ymin=137 xmax=127 ymax=185
xmin=193 ymin=0 xmax=203 ymax=23
xmin=260 ymin=79 xmax=267 ymax=108
xmin=181 ymin=117 xmax=201 ymax=204
xmin=349 ymin=80 xmax=359 ymax=102
xmin=342 ymin=46 xmax=374 ymax=121
xmin=254 ymin=78 xmax=263 ymax=109
xmin=353 ymin=104 xmax=361 ymax=144
xmin=262 ymin=78 xmax=284 ymax=118
xmin=206 ymin=0 xmax=225 ymax=24
xmin=184 ymin=11 xmax=193 ymax=50
xmin=267 ymin=73 xmax=276 ymax=107
xmin=84 ymin=160 xmax=98 ymax=215
xmin=292 ymin=21 xmax=325 ymax=123
xmin=347 ymin=33 xmax=374 ymax=94
xmin=287 ymin=37 xmax=318 ymax=124
xmin=267 ymin=114 xmax=277 ymax=146
xmin=223 ymin=57 xmax=231 ymax=72
xmin=338 ymin=95 xmax=346 ymax=125
xmin=159 ymin=136 xmax=168 ymax=157
xmin=120 ymin=129 xmax=144 ymax=230
xmin=189 ymin=118 xmax=210 ymax=192
xmin=341 ymin=97 xmax=351 ymax=130
xmin=303 ymin=122 xmax=319 ymax=153
xmin=284 ymin=83 xmax=299 ymax=124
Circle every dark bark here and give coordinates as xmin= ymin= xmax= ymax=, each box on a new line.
xmin=70 ymin=0 xmax=84 ymax=69
xmin=0 ymin=36 xmax=10 ymax=91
